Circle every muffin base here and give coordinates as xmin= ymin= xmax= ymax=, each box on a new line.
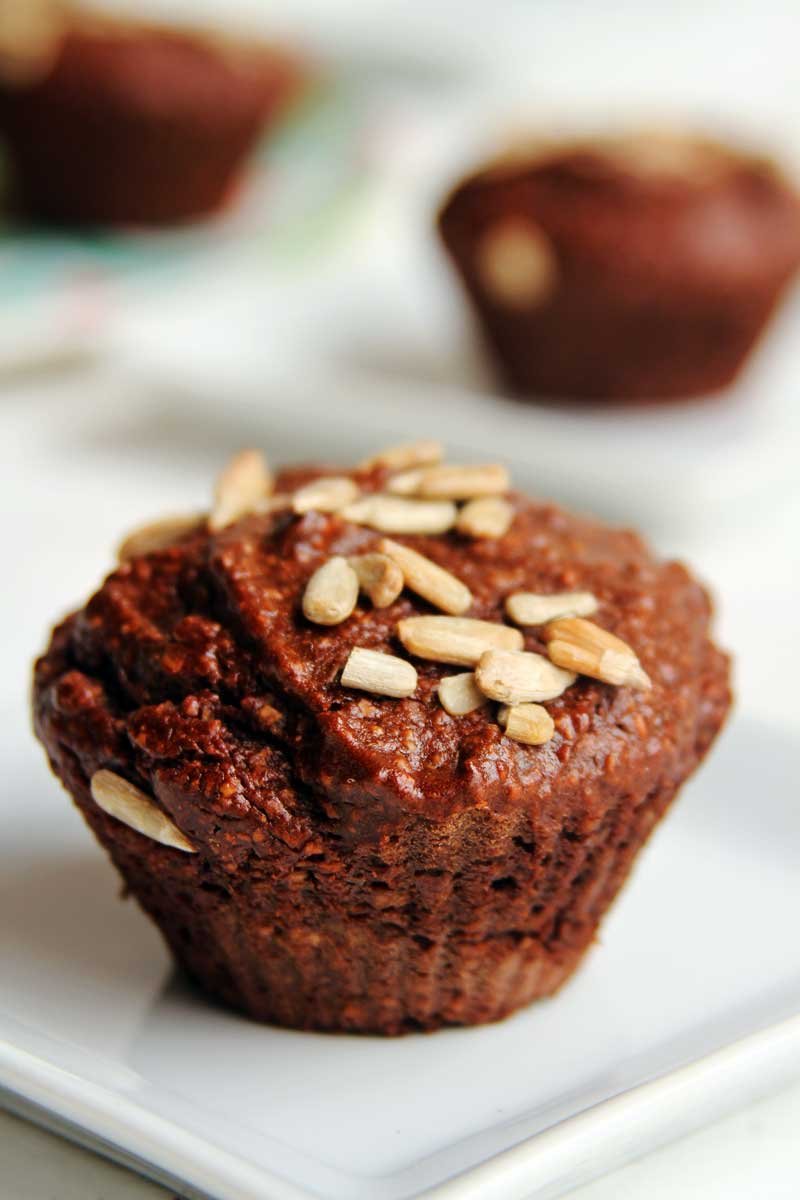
xmin=468 ymin=288 xmax=787 ymax=403
xmin=68 ymin=765 xmax=683 ymax=1035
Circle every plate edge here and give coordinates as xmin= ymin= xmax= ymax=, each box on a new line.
xmin=3 ymin=1010 xmax=800 ymax=1200
xmin=420 ymin=1010 xmax=800 ymax=1200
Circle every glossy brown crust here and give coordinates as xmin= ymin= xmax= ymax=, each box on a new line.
xmin=438 ymin=138 xmax=800 ymax=402
xmin=33 ymin=466 xmax=731 ymax=1032
xmin=0 ymin=21 xmax=301 ymax=226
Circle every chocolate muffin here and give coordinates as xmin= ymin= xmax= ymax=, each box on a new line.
xmin=33 ymin=444 xmax=731 ymax=1034
xmin=0 ymin=4 xmax=301 ymax=226
xmin=438 ymin=131 xmax=800 ymax=401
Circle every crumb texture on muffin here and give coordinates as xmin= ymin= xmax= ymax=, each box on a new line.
xmin=33 ymin=450 xmax=731 ymax=1032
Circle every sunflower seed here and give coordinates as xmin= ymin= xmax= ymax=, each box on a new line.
xmin=340 ymin=495 xmax=457 ymax=535
xmin=475 ymin=649 xmax=576 ymax=704
xmin=302 ymin=556 xmax=359 ymax=626
xmin=341 ymin=648 xmax=417 ymax=698
xmin=387 ymin=468 xmax=428 ymax=495
xmin=414 ymin=464 xmax=510 ymax=500
xmin=545 ymin=617 xmax=651 ymax=689
xmin=457 ymin=497 xmax=514 ymax=539
xmin=359 ymin=440 xmax=443 ymax=472
xmin=505 ymin=591 xmax=598 ymax=626
xmin=397 ymin=615 xmax=523 ymax=666
xmin=380 ymin=538 xmax=471 ymax=615
xmin=118 ymin=513 xmax=205 ymax=562
xmin=502 ymin=703 xmax=555 ymax=746
xmin=476 ymin=220 xmax=558 ymax=309
xmin=210 ymin=449 xmax=273 ymax=531
xmin=347 ymin=553 xmax=404 ymax=608
xmin=292 ymin=476 xmax=360 ymax=514
xmin=437 ymin=672 xmax=487 ymax=716
xmin=90 ymin=769 xmax=196 ymax=852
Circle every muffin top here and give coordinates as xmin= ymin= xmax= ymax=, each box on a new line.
xmin=34 ymin=445 xmax=730 ymax=860
xmin=439 ymin=130 xmax=800 ymax=304
xmin=468 ymin=130 xmax=773 ymax=185
xmin=0 ymin=2 xmax=299 ymax=109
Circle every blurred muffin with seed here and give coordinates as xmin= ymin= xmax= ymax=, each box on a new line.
xmin=438 ymin=130 xmax=800 ymax=402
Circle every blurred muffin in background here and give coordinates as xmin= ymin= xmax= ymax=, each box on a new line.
xmin=438 ymin=131 xmax=800 ymax=402
xmin=0 ymin=1 xmax=303 ymax=227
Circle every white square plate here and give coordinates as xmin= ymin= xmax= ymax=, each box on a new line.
xmin=2 ymin=378 xmax=799 ymax=1200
